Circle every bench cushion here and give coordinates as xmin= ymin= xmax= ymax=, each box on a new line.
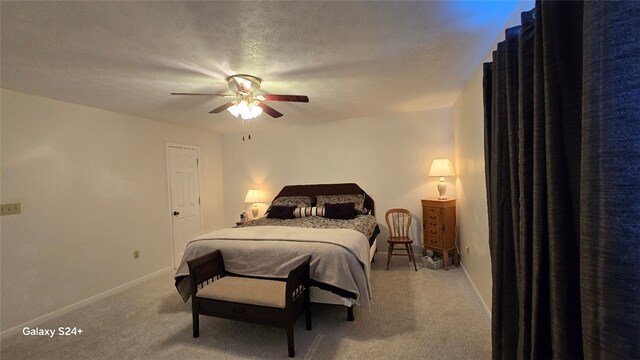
xmin=196 ymin=276 xmax=286 ymax=309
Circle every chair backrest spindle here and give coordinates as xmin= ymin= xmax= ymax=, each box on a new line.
xmin=385 ymin=208 xmax=412 ymax=239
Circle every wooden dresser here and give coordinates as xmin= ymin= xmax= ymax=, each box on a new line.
xmin=421 ymin=199 xmax=458 ymax=270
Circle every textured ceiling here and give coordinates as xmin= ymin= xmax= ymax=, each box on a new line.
xmin=1 ymin=1 xmax=518 ymax=133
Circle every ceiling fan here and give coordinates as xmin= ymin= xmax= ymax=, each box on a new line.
xmin=171 ymin=74 xmax=309 ymax=119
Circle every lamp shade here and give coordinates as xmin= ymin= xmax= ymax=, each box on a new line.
xmin=428 ymin=159 xmax=455 ymax=177
xmin=244 ymin=189 xmax=262 ymax=203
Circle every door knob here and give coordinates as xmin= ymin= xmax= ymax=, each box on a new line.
xmin=173 ymin=211 xmax=180 ymax=216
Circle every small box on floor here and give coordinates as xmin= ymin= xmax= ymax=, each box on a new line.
xmin=422 ymin=254 xmax=453 ymax=270
xmin=422 ymin=256 xmax=443 ymax=270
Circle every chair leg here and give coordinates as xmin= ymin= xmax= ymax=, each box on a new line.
xmin=287 ymin=325 xmax=295 ymax=357
xmin=386 ymin=244 xmax=394 ymax=270
xmin=408 ymin=244 xmax=418 ymax=271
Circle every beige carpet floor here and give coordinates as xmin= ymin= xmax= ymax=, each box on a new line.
xmin=1 ymin=256 xmax=491 ymax=359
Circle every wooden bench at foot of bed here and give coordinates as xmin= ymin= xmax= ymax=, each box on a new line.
xmin=187 ymin=250 xmax=312 ymax=358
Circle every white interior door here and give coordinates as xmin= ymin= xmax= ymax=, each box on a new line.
xmin=167 ymin=145 xmax=202 ymax=269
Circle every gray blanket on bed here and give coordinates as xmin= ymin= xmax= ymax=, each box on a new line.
xmin=174 ymin=226 xmax=372 ymax=308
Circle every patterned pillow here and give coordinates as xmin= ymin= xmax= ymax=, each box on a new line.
xmin=316 ymin=194 xmax=366 ymax=214
xmin=271 ymin=196 xmax=315 ymax=208
xmin=293 ymin=206 xmax=325 ymax=218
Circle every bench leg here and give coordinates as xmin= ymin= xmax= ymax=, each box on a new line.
xmin=305 ymin=288 xmax=312 ymax=331
xmin=192 ymin=302 xmax=200 ymax=338
xmin=305 ymin=307 xmax=312 ymax=331
xmin=192 ymin=313 xmax=199 ymax=338
xmin=287 ymin=325 xmax=295 ymax=357
xmin=347 ymin=305 xmax=354 ymax=321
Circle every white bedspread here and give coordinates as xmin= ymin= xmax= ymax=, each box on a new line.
xmin=174 ymin=226 xmax=372 ymax=308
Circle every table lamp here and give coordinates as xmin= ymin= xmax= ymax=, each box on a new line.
xmin=428 ymin=159 xmax=455 ymax=200
xmin=244 ymin=189 xmax=262 ymax=218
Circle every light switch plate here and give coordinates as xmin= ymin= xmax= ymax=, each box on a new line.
xmin=1 ymin=203 xmax=21 ymax=216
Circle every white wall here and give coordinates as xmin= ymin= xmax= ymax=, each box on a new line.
xmin=221 ymin=108 xmax=455 ymax=245
xmin=0 ymin=89 xmax=225 ymax=332
xmin=452 ymin=0 xmax=535 ymax=314
xmin=453 ymin=64 xmax=493 ymax=312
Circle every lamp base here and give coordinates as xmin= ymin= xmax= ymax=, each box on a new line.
xmin=251 ymin=205 xmax=259 ymax=218
xmin=437 ymin=177 xmax=447 ymax=200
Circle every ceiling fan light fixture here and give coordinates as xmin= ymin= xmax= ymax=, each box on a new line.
xmin=249 ymin=103 xmax=263 ymax=119
xmin=227 ymin=100 xmax=263 ymax=120
xmin=227 ymin=103 xmax=241 ymax=118
xmin=172 ymin=73 xmax=306 ymax=122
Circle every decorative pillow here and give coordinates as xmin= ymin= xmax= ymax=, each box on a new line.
xmin=324 ymin=202 xmax=356 ymax=220
xmin=316 ymin=194 xmax=367 ymax=214
xmin=294 ymin=206 xmax=325 ymax=218
xmin=271 ymin=196 xmax=315 ymax=208
xmin=266 ymin=205 xmax=296 ymax=219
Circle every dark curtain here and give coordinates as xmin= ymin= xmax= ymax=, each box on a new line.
xmin=484 ymin=1 xmax=640 ymax=359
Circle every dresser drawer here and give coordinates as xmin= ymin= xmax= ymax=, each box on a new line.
xmin=425 ymin=208 xmax=441 ymax=222
xmin=427 ymin=219 xmax=441 ymax=229
xmin=426 ymin=227 xmax=441 ymax=238
xmin=426 ymin=237 xmax=441 ymax=247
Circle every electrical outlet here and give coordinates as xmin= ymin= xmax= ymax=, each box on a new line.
xmin=466 ymin=244 xmax=470 ymax=253
xmin=1 ymin=203 xmax=21 ymax=216
xmin=133 ymin=250 xmax=139 ymax=259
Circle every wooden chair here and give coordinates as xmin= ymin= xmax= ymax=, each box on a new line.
xmin=187 ymin=250 xmax=312 ymax=358
xmin=385 ymin=208 xmax=418 ymax=271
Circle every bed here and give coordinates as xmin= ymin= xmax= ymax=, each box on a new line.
xmin=174 ymin=183 xmax=380 ymax=320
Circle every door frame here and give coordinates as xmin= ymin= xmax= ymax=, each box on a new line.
xmin=166 ymin=143 xmax=204 ymax=269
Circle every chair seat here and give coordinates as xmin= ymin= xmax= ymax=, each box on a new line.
xmin=197 ymin=276 xmax=286 ymax=309
xmin=387 ymin=236 xmax=412 ymax=244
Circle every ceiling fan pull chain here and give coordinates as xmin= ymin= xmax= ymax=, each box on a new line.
xmin=241 ymin=117 xmax=246 ymax=141
xmin=247 ymin=118 xmax=252 ymax=140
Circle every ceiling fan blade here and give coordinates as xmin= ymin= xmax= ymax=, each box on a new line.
xmin=258 ymin=103 xmax=283 ymax=118
xmin=263 ymin=94 xmax=309 ymax=103
xmin=171 ymin=92 xmax=227 ymax=96
xmin=209 ymin=102 xmax=234 ymax=114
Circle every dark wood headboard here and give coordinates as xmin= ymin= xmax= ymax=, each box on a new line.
xmin=273 ymin=183 xmax=375 ymax=215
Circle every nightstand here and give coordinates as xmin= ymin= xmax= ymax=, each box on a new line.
xmin=421 ymin=199 xmax=458 ymax=270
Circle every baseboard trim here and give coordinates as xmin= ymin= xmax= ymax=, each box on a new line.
xmin=460 ymin=260 xmax=491 ymax=319
xmin=0 ymin=267 xmax=172 ymax=340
